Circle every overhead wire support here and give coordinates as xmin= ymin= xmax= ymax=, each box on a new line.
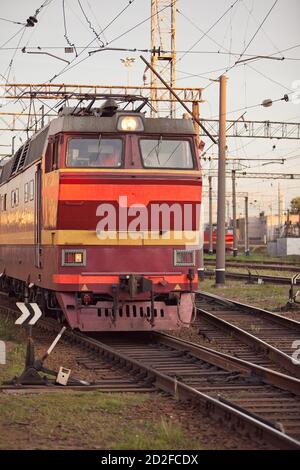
xmin=206 ymin=172 xmax=300 ymax=180
xmin=0 ymin=82 xmax=203 ymax=103
xmin=140 ymin=55 xmax=217 ymax=144
xmin=200 ymin=119 xmax=300 ymax=140
xmin=150 ymin=0 xmax=177 ymax=117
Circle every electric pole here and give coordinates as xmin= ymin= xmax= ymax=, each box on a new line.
xmin=244 ymin=196 xmax=249 ymax=256
xmin=150 ymin=0 xmax=176 ymax=117
xmin=208 ymin=176 xmax=213 ymax=255
xmin=278 ymin=183 xmax=281 ymax=229
xmin=192 ymin=101 xmax=204 ymax=280
xmin=232 ymin=169 xmax=238 ymax=257
xmin=216 ymin=75 xmax=227 ymax=285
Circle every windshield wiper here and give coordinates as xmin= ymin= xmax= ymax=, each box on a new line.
xmin=144 ymin=136 xmax=162 ymax=165
xmin=97 ymin=134 xmax=102 ymax=158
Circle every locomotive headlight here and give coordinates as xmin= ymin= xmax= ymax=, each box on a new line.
xmin=62 ymin=249 xmax=86 ymax=266
xmin=117 ymin=115 xmax=144 ymax=132
xmin=174 ymin=249 xmax=196 ymax=267
xmin=75 ymin=252 xmax=83 ymax=264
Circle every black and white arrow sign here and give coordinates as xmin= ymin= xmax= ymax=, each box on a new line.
xmin=15 ymin=302 xmax=42 ymax=326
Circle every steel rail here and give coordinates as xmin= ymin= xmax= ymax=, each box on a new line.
xmin=82 ymin=332 xmax=300 ymax=449
xmin=196 ymin=291 xmax=300 ymax=371
xmin=195 ymin=306 xmax=300 ymax=377
xmin=152 ymin=332 xmax=300 ymax=395
xmin=203 ymin=269 xmax=300 ymax=285
xmin=204 ymin=260 xmax=300 ymax=273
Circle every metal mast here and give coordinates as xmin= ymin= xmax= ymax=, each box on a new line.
xmin=150 ymin=0 xmax=176 ymax=117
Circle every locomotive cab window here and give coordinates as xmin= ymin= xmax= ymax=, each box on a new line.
xmin=67 ymin=138 xmax=122 ymax=168
xmin=140 ymin=138 xmax=194 ymax=169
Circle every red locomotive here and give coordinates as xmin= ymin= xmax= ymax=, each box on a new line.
xmin=0 ymin=96 xmax=202 ymax=332
xmin=203 ymin=224 xmax=233 ymax=252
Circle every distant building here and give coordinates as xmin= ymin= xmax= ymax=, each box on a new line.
xmin=237 ymin=212 xmax=300 ymax=244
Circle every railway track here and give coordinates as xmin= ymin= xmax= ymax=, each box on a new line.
xmin=1 ymin=300 xmax=300 ymax=448
xmin=203 ymin=269 xmax=299 ymax=285
xmin=89 ymin=331 xmax=300 ymax=449
xmin=204 ymin=259 xmax=300 ymax=273
xmin=196 ymin=291 xmax=300 ymax=378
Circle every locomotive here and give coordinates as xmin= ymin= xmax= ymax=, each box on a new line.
xmin=0 ymin=95 xmax=202 ymax=331
xmin=203 ymin=224 xmax=234 ymax=252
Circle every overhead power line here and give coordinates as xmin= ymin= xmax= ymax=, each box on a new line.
xmin=77 ymin=0 xmax=105 ymax=47
xmin=236 ymin=0 xmax=279 ymax=62
xmin=0 ymin=17 xmax=25 ymax=26
xmin=62 ymin=0 xmax=78 ymax=56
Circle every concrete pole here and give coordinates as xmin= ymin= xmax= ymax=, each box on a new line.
xmin=215 ymin=75 xmax=227 ymax=285
xmin=208 ymin=176 xmax=213 ymax=254
xmin=226 ymin=199 xmax=230 ymax=226
xmin=232 ymin=169 xmax=238 ymax=257
xmin=244 ymin=196 xmax=250 ymax=256
xmin=11 ymin=135 xmax=16 ymax=155
xmin=278 ymin=183 xmax=281 ymax=230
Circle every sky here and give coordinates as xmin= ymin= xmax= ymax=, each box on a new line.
xmin=0 ymin=0 xmax=299 ymax=221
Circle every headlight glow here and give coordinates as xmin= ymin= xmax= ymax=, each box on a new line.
xmin=62 ymin=249 xmax=86 ymax=266
xmin=117 ymin=115 xmax=144 ymax=132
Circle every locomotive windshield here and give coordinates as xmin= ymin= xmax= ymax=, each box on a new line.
xmin=67 ymin=138 xmax=122 ymax=168
xmin=140 ymin=139 xmax=194 ymax=169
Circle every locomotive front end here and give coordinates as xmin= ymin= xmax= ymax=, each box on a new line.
xmin=45 ymin=106 xmax=202 ymax=331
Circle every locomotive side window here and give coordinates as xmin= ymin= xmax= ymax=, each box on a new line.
xmin=140 ymin=139 xmax=194 ymax=169
xmin=45 ymin=135 xmax=61 ymax=173
xmin=66 ymin=138 xmax=122 ymax=168
xmin=0 ymin=194 xmax=7 ymax=211
xmin=29 ymin=180 xmax=34 ymax=201
xmin=24 ymin=182 xmax=29 ymax=203
xmin=11 ymin=189 xmax=19 ymax=208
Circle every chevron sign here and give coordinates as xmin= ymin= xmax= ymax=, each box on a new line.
xmin=15 ymin=303 xmax=42 ymax=326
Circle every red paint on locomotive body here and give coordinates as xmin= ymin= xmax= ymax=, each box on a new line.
xmin=0 ymin=108 xmax=202 ymax=331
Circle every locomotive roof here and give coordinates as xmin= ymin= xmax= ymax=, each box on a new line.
xmin=48 ymin=113 xmax=196 ymax=135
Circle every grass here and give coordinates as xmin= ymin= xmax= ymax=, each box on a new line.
xmin=0 ymin=392 xmax=204 ymax=450
xmin=199 ymin=278 xmax=290 ymax=311
xmin=0 ymin=314 xmax=25 ymax=343
xmin=0 ymin=315 xmax=27 ymax=382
